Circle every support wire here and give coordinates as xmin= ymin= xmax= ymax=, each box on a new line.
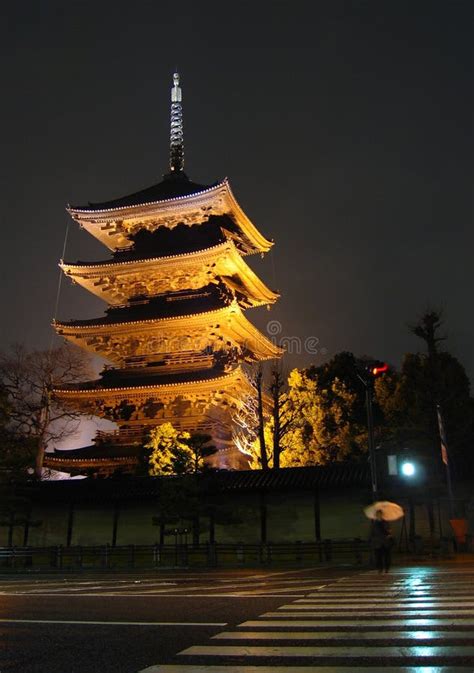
xmin=49 ymin=221 xmax=70 ymax=353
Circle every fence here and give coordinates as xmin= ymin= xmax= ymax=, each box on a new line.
xmin=0 ymin=538 xmax=370 ymax=571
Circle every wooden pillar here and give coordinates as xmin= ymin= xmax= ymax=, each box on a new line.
xmin=66 ymin=502 xmax=75 ymax=547
xmin=259 ymin=492 xmax=267 ymax=544
xmin=112 ymin=501 xmax=120 ymax=547
xmin=314 ymin=489 xmax=321 ymax=541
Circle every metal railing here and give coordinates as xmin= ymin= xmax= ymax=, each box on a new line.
xmin=0 ymin=538 xmax=370 ymax=571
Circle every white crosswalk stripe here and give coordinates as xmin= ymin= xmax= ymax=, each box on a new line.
xmin=138 ymin=566 xmax=474 ymax=673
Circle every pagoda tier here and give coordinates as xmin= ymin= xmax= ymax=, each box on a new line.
xmin=68 ymin=175 xmax=273 ymax=255
xmin=44 ymin=446 xmax=141 ymax=477
xmin=61 ymin=240 xmax=278 ymax=308
xmin=54 ymin=299 xmax=282 ymax=368
xmin=51 ymin=73 xmax=282 ymax=474
xmin=52 ymin=366 xmax=256 ymax=468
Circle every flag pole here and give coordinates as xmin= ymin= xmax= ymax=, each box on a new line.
xmin=437 ymin=404 xmax=454 ymax=518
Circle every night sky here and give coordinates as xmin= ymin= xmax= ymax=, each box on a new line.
xmin=2 ymin=1 xmax=473 ymax=386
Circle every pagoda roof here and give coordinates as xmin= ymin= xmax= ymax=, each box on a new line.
xmin=56 ymin=284 xmax=231 ymax=327
xmin=67 ymin=178 xmax=273 ymax=255
xmin=60 ymin=241 xmax=279 ymax=308
xmin=49 ymin=445 xmax=141 ymax=460
xmin=53 ymin=365 xmax=255 ymax=404
xmin=63 ymin=365 xmax=234 ymax=390
xmin=70 ymin=172 xmax=211 ymax=211
xmin=43 ymin=450 xmax=138 ymax=474
xmin=54 ymin=302 xmax=283 ymax=365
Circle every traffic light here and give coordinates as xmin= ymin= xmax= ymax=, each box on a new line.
xmin=358 ymin=360 xmax=390 ymax=382
xmin=370 ymin=362 xmax=389 ymax=377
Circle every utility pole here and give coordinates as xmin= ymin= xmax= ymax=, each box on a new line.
xmin=365 ymin=384 xmax=377 ymax=499
xmin=356 ymin=361 xmax=389 ymax=501
xmin=437 ymin=404 xmax=455 ymax=519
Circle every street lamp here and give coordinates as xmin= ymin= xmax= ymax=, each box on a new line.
xmin=401 ymin=461 xmax=416 ymax=477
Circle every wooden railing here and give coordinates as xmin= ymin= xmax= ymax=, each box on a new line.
xmin=0 ymin=539 xmax=370 ymax=570
xmin=94 ymin=428 xmax=143 ymax=444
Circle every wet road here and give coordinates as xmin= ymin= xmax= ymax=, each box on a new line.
xmin=1 ymin=564 xmax=474 ymax=672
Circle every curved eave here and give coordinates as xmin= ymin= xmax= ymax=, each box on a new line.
xmin=54 ymin=303 xmax=283 ymax=362
xmin=44 ymin=456 xmax=137 ymax=467
xmin=68 ymin=181 xmax=224 ymax=218
xmin=67 ymin=179 xmax=273 ymax=255
xmin=53 ymin=365 xmax=252 ymax=398
xmin=60 ymin=241 xmax=279 ymax=307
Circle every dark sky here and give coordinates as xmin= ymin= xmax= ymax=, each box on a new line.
xmin=2 ymin=1 xmax=473 ymax=382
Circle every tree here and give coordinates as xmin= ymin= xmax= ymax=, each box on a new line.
xmin=232 ymin=369 xmax=269 ymax=469
xmin=255 ymin=369 xmax=268 ymax=469
xmin=409 ymin=310 xmax=446 ymax=361
xmin=144 ymin=424 xmax=217 ymax=476
xmin=270 ymin=369 xmax=284 ymax=468
xmin=0 ymin=343 xmax=92 ymax=478
xmin=184 ymin=433 xmax=217 ymax=473
xmin=376 ymin=312 xmax=474 ymax=465
xmin=144 ymin=422 xmax=192 ymax=476
xmin=304 ymin=353 xmax=374 ymax=462
xmin=244 ymin=368 xmax=318 ymax=469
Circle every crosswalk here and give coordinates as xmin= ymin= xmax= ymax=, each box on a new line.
xmin=139 ymin=566 xmax=474 ymax=672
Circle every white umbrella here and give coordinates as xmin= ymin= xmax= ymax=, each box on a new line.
xmin=364 ymin=501 xmax=404 ymax=521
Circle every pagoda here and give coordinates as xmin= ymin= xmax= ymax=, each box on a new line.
xmin=46 ymin=74 xmax=282 ymax=476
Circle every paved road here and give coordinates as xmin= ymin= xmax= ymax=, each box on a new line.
xmin=0 ymin=566 xmax=351 ymax=673
xmin=149 ymin=564 xmax=474 ymax=673
xmin=1 ymin=564 xmax=474 ymax=672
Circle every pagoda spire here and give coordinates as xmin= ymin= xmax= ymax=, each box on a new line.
xmin=169 ymin=72 xmax=184 ymax=173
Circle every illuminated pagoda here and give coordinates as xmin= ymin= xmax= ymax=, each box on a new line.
xmin=46 ymin=73 xmax=282 ymax=476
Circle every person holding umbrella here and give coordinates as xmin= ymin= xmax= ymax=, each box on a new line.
xmin=365 ymin=501 xmax=404 ymax=573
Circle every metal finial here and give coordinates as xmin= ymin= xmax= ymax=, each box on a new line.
xmin=170 ymin=72 xmax=184 ymax=172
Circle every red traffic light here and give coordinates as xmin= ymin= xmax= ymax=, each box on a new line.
xmin=371 ymin=363 xmax=389 ymax=376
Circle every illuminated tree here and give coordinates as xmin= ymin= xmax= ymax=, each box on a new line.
xmin=232 ymin=369 xmax=269 ymax=468
xmin=244 ymin=368 xmax=318 ymax=469
xmin=0 ymin=343 xmax=93 ymax=478
xmin=144 ymin=422 xmax=191 ymax=476
xmin=244 ymin=361 xmax=373 ymax=469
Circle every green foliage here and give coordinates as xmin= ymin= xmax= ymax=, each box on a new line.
xmin=144 ymin=422 xmax=192 ymax=476
xmin=185 ymin=433 xmax=217 ymax=473
xmin=376 ymin=350 xmax=474 ymax=460
xmin=144 ymin=424 xmax=217 ymax=476
xmin=303 ymin=353 xmax=371 ymax=462
xmin=244 ymin=320 xmax=474 ymax=470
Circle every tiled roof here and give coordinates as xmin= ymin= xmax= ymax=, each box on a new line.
xmin=58 ymin=284 xmax=231 ymax=328
xmin=70 ymin=172 xmax=213 ymax=211
xmin=21 ymin=464 xmax=372 ymax=503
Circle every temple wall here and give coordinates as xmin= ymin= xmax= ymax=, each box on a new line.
xmin=1 ymin=484 xmax=465 ymax=548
